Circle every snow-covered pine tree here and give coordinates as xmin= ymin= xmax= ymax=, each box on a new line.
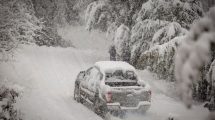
xmin=137 ymin=36 xmax=185 ymax=81
xmin=131 ymin=0 xmax=203 ymax=61
xmin=175 ymin=7 xmax=215 ymax=111
xmin=151 ymin=22 xmax=187 ymax=47
xmin=0 ymin=0 xmax=43 ymax=60
xmin=130 ymin=19 xmax=169 ymax=65
xmin=84 ymin=0 xmax=147 ymax=32
xmin=85 ymin=1 xmax=111 ymax=32
xmin=128 ymin=0 xmax=204 ymax=81
xmin=137 ymin=0 xmax=204 ymax=28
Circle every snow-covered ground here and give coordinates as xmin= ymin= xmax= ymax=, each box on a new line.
xmin=0 ymin=26 xmax=210 ymax=120
xmin=58 ymin=26 xmax=111 ymax=52
xmin=0 ymin=45 xmax=107 ymax=120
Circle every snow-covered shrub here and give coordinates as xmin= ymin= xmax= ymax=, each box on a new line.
xmin=137 ymin=36 xmax=185 ymax=81
xmin=0 ymin=0 xmax=43 ymax=55
xmin=0 ymin=79 xmax=21 ymax=120
xmin=32 ymin=0 xmax=80 ymax=26
xmin=175 ymin=7 xmax=215 ymax=108
xmin=137 ymin=0 xmax=204 ymax=28
xmin=0 ymin=0 xmax=74 ymax=54
xmin=130 ymin=19 xmax=169 ymax=65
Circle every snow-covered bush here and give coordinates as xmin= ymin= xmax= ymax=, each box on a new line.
xmin=30 ymin=0 xmax=76 ymax=47
xmin=0 ymin=79 xmax=21 ymax=120
xmin=32 ymin=0 xmax=80 ymax=26
xmin=175 ymin=7 xmax=215 ymax=108
xmin=0 ymin=0 xmax=43 ymax=54
xmin=137 ymin=0 xmax=204 ymax=28
xmin=137 ymin=36 xmax=185 ymax=81
xmin=0 ymin=0 xmax=74 ymax=56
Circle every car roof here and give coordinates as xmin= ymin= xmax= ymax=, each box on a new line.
xmin=94 ymin=61 xmax=136 ymax=73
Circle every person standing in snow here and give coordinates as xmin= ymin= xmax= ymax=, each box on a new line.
xmin=199 ymin=79 xmax=209 ymax=101
xmin=109 ymin=44 xmax=116 ymax=61
xmin=206 ymin=60 xmax=215 ymax=111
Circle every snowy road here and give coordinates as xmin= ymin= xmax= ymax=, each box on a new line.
xmin=0 ymin=45 xmax=209 ymax=120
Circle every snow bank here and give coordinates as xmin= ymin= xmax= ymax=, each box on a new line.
xmin=58 ymin=25 xmax=110 ymax=53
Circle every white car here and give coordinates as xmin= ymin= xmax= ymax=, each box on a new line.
xmin=74 ymin=61 xmax=151 ymax=117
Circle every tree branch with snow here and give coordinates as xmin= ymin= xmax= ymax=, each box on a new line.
xmin=175 ymin=7 xmax=215 ymax=109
